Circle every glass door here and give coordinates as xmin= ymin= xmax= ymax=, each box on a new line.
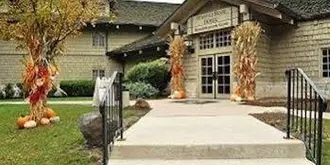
xmin=200 ymin=56 xmax=215 ymax=98
xmin=215 ymin=55 xmax=231 ymax=98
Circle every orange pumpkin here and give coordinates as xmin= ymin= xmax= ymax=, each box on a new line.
xmin=17 ymin=116 xmax=30 ymax=129
xmin=179 ymin=90 xmax=186 ymax=99
xmin=46 ymin=108 xmax=56 ymax=119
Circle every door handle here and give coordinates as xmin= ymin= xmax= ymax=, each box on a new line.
xmin=212 ymin=72 xmax=218 ymax=80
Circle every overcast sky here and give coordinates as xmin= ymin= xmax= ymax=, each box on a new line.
xmin=135 ymin=0 xmax=184 ymax=4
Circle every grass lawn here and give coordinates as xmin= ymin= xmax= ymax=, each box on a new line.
xmin=0 ymin=97 xmax=92 ymax=102
xmin=0 ymin=104 xmax=149 ymax=165
xmin=251 ymin=112 xmax=330 ymax=165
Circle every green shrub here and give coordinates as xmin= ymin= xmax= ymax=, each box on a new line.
xmin=60 ymin=80 xmax=95 ymax=97
xmin=0 ymin=89 xmax=4 ymax=99
xmin=125 ymin=82 xmax=159 ymax=99
xmin=125 ymin=59 xmax=170 ymax=92
xmin=4 ymin=83 xmax=14 ymax=99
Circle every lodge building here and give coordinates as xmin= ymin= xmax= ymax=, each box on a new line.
xmin=0 ymin=0 xmax=178 ymax=85
xmin=1 ymin=0 xmax=330 ymax=99
xmin=153 ymin=0 xmax=330 ymax=99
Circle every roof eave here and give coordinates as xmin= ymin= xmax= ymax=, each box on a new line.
xmin=273 ymin=3 xmax=302 ymax=20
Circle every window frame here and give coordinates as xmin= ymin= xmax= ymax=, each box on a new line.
xmin=92 ymin=69 xmax=106 ymax=79
xmin=198 ymin=29 xmax=232 ymax=50
xmin=322 ymin=48 xmax=330 ymax=78
xmin=92 ymin=32 xmax=105 ymax=47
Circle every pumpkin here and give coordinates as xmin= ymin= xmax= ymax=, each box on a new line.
xmin=179 ymin=90 xmax=186 ymax=99
xmin=24 ymin=120 xmax=37 ymax=129
xmin=17 ymin=115 xmax=30 ymax=129
xmin=45 ymin=108 xmax=56 ymax=118
xmin=40 ymin=118 xmax=50 ymax=125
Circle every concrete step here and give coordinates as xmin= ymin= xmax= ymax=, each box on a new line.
xmin=111 ymin=116 xmax=306 ymax=159
xmin=109 ymin=158 xmax=314 ymax=165
xmin=111 ymin=142 xmax=305 ymax=159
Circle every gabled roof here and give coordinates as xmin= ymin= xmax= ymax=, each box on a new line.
xmin=108 ymin=34 xmax=166 ymax=56
xmin=155 ymin=0 xmax=330 ymax=36
xmin=113 ymin=0 xmax=180 ymax=26
xmin=267 ymin=0 xmax=330 ymax=20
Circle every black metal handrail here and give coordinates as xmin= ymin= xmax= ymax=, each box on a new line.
xmin=285 ymin=68 xmax=327 ymax=165
xmin=99 ymin=71 xmax=124 ymax=165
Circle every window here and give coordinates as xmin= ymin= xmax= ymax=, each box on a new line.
xmin=199 ymin=33 xmax=214 ymax=50
xmin=215 ymin=30 xmax=231 ymax=47
xmin=199 ymin=29 xmax=232 ymax=50
xmin=322 ymin=48 xmax=330 ymax=77
xmin=92 ymin=32 xmax=105 ymax=47
xmin=92 ymin=70 xmax=105 ymax=79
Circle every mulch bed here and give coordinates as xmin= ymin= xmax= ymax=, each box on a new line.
xmin=251 ymin=112 xmax=288 ymax=132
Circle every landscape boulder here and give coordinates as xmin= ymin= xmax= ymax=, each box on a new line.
xmin=78 ymin=111 xmax=118 ymax=147
xmin=134 ymin=99 xmax=151 ymax=110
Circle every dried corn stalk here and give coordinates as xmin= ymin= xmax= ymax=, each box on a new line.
xmin=167 ymin=35 xmax=187 ymax=98
xmin=231 ymin=21 xmax=262 ymax=101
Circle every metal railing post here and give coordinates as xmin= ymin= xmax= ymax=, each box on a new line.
xmin=317 ymin=98 xmax=325 ymax=165
xmin=286 ymin=70 xmax=292 ymax=139
xmin=118 ymin=73 xmax=124 ymax=140
xmin=100 ymin=103 xmax=108 ymax=165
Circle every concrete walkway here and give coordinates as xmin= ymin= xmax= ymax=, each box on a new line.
xmin=110 ymin=99 xmax=314 ymax=165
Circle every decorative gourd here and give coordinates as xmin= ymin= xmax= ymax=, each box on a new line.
xmin=46 ymin=108 xmax=56 ymax=119
xmin=230 ymin=94 xmax=238 ymax=102
xmin=173 ymin=91 xmax=181 ymax=99
xmin=24 ymin=120 xmax=37 ymax=128
xmin=17 ymin=115 xmax=30 ymax=129
xmin=50 ymin=116 xmax=60 ymax=124
xmin=40 ymin=118 xmax=50 ymax=125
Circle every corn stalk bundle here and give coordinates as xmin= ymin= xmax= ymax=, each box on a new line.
xmin=22 ymin=36 xmax=59 ymax=122
xmin=167 ymin=35 xmax=187 ymax=97
xmin=231 ymin=21 xmax=262 ymax=101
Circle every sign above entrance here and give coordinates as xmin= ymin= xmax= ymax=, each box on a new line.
xmin=187 ymin=7 xmax=239 ymax=35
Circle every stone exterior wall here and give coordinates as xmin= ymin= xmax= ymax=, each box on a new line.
xmin=264 ymin=18 xmax=330 ymax=98
xmin=254 ymin=23 xmax=273 ymax=98
xmin=0 ymin=28 xmax=148 ymax=85
xmin=183 ymin=51 xmax=198 ymax=98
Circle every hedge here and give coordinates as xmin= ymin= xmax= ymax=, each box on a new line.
xmin=125 ymin=59 xmax=170 ymax=92
xmin=60 ymin=80 xmax=95 ymax=97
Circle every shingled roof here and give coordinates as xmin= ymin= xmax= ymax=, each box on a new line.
xmin=113 ymin=0 xmax=179 ymax=26
xmin=109 ymin=34 xmax=166 ymax=55
xmin=267 ymin=0 xmax=330 ymax=19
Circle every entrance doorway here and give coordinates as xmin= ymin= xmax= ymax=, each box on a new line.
xmin=200 ymin=55 xmax=231 ymax=99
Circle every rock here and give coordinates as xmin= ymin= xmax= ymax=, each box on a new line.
xmin=134 ymin=99 xmax=151 ymax=110
xmin=78 ymin=111 xmax=118 ymax=147
xmin=24 ymin=120 xmax=37 ymax=129
xmin=50 ymin=116 xmax=60 ymax=124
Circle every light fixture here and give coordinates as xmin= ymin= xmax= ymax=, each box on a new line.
xmin=170 ymin=22 xmax=179 ymax=31
xmin=239 ymin=4 xmax=248 ymax=14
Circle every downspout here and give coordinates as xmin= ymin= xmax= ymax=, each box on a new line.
xmin=105 ymin=29 xmax=109 ymax=53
